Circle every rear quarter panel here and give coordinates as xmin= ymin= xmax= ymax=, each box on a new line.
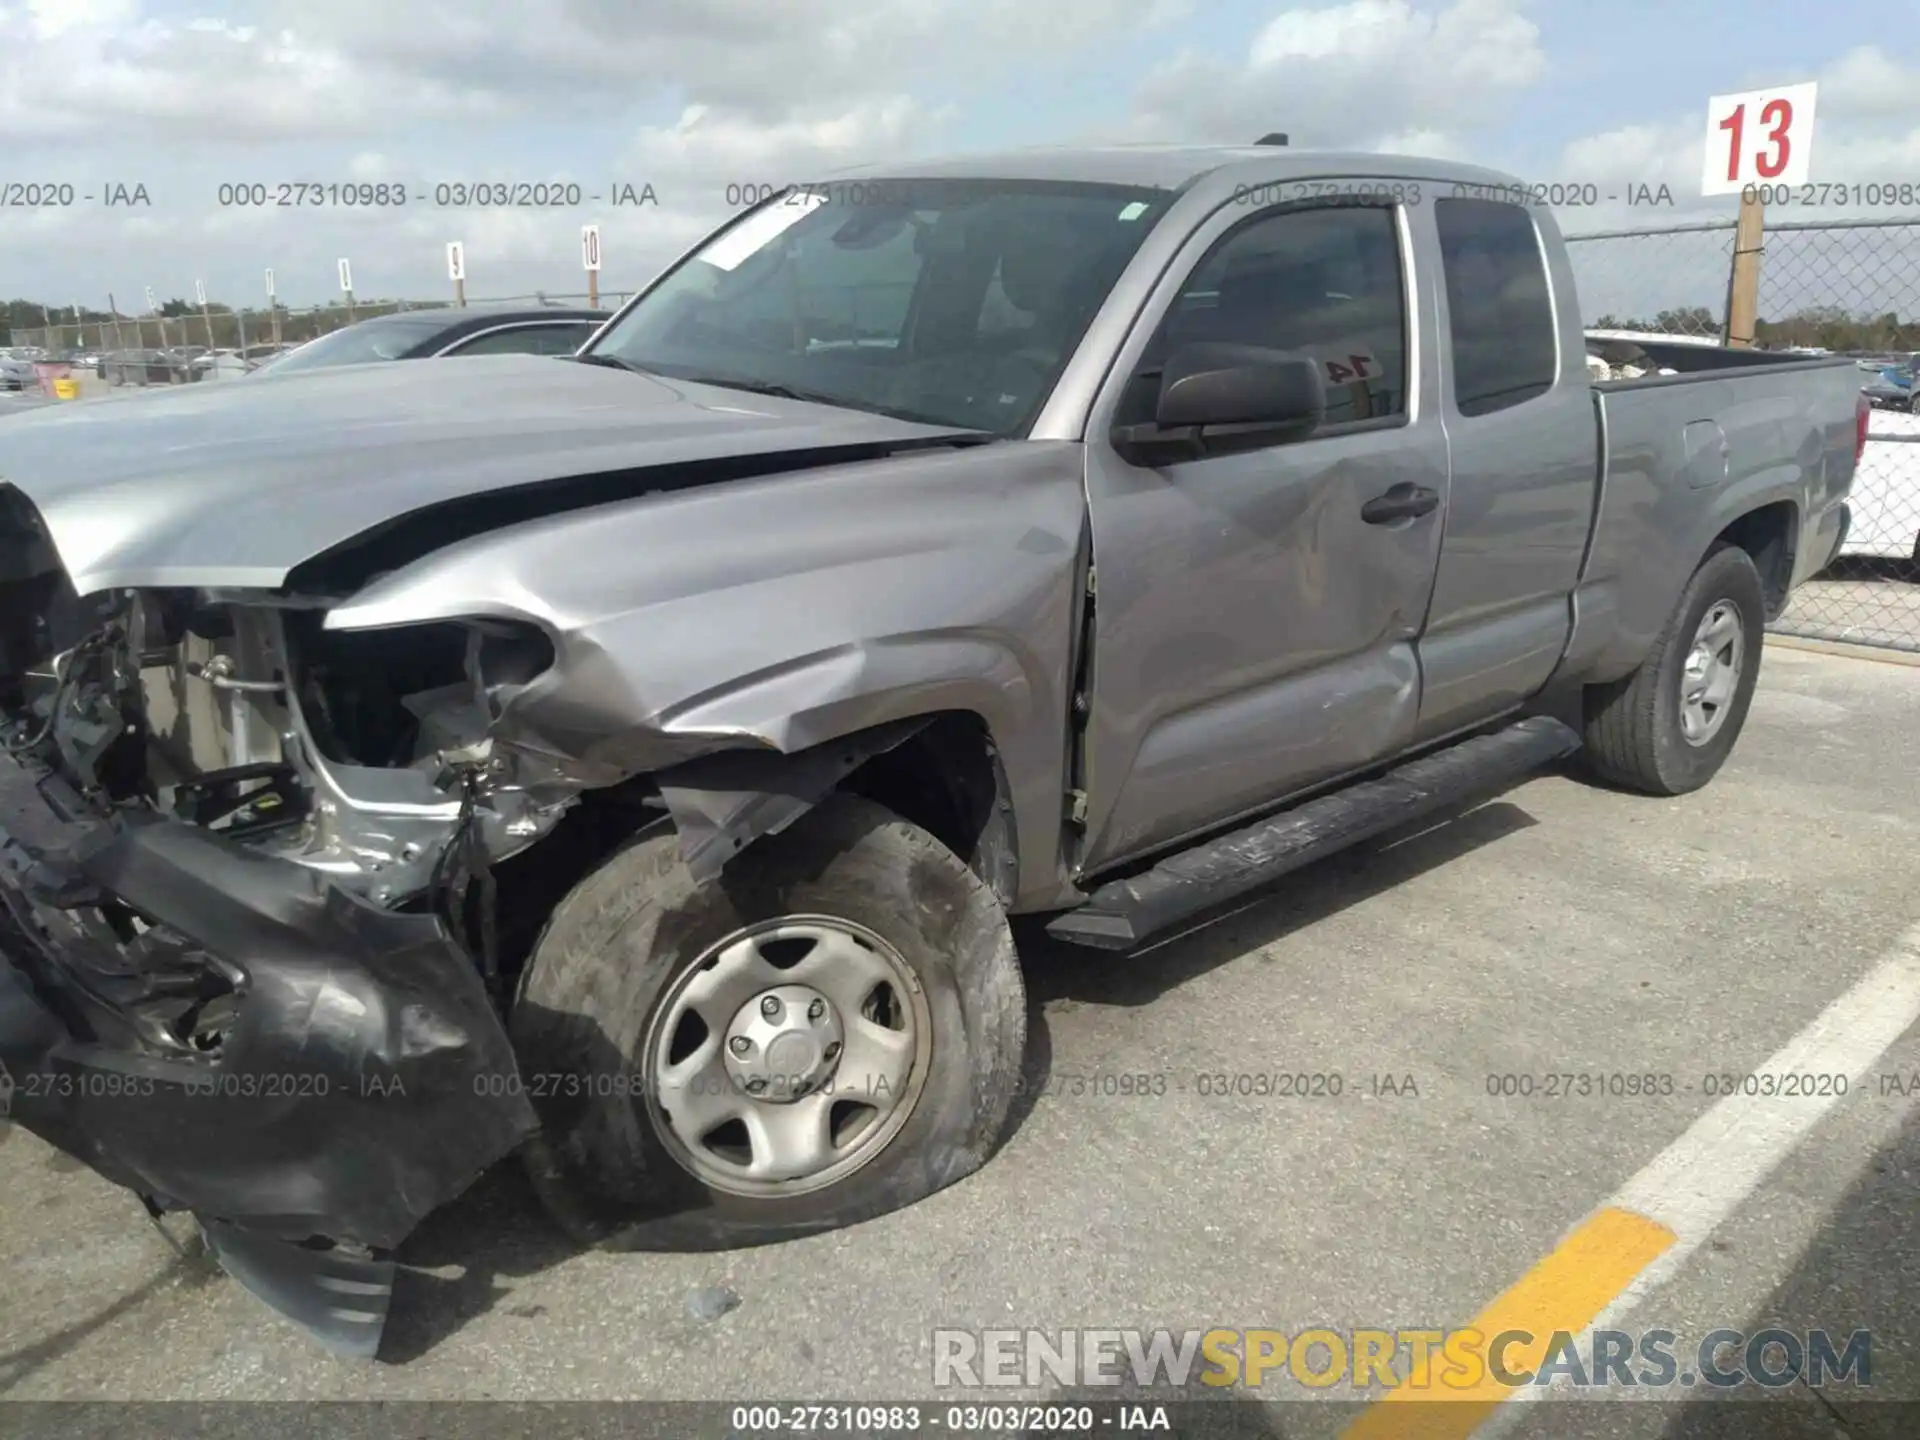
xmin=1560 ymin=358 xmax=1860 ymax=683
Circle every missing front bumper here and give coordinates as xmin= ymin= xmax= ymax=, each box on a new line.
xmin=0 ymin=747 xmax=539 ymax=1353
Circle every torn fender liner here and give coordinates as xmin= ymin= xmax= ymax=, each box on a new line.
xmin=0 ymin=748 xmax=537 ymax=1347
xmin=199 ymin=1220 xmax=396 ymax=1360
xmin=655 ymin=717 xmax=931 ymax=883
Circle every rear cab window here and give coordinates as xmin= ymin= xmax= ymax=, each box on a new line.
xmin=1433 ymin=197 xmax=1558 ymax=416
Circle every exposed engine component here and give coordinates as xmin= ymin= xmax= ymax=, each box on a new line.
xmin=0 ymin=586 xmax=578 ymax=918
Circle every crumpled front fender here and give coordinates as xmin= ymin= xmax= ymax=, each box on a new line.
xmin=0 ymin=812 xmax=537 ymax=1250
xmin=0 ymin=749 xmax=539 ymax=1352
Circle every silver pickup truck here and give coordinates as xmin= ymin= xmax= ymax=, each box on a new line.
xmin=0 ymin=145 xmax=1865 ymax=1352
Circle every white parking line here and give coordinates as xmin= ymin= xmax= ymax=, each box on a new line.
xmin=1477 ymin=917 xmax=1920 ymax=1433
xmin=1346 ymin=918 xmax=1920 ymax=1439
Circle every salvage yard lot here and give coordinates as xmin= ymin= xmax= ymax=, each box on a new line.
xmin=3 ymin=645 xmax=1918 ymax=1435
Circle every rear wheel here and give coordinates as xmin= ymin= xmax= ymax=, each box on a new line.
xmin=1580 ymin=543 xmax=1766 ymax=795
xmin=511 ymin=793 xmax=1026 ymax=1248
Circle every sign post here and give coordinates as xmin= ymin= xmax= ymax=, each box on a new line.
xmin=146 ymin=286 xmax=169 ymax=353
xmin=266 ymin=268 xmax=282 ymax=352
xmin=338 ymin=258 xmax=356 ymax=323
xmin=447 ymin=241 xmax=466 ymax=307
xmin=1703 ymin=82 xmax=1817 ymax=348
xmin=107 ymin=293 xmax=123 ymax=353
xmin=195 ymin=278 xmax=216 ymax=350
xmin=582 ymin=224 xmax=601 ymax=309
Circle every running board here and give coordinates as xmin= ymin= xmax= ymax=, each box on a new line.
xmin=1045 ymin=716 xmax=1582 ymax=951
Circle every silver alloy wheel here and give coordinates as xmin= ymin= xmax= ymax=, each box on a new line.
xmin=1679 ymin=599 xmax=1744 ymax=746
xmin=642 ymin=915 xmax=931 ymax=1196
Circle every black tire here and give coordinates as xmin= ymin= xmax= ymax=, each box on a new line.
xmin=1580 ymin=542 xmax=1766 ymax=796
xmin=510 ymin=793 xmax=1026 ymax=1249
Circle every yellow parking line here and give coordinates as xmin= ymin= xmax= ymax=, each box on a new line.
xmin=1338 ymin=1206 xmax=1676 ymax=1440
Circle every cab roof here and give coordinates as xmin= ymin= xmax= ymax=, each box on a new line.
xmin=823 ymin=144 xmax=1524 ymax=196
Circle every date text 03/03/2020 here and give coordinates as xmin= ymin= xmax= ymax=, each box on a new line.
xmin=729 ymin=1403 xmax=1170 ymax=1434
xmin=210 ymin=182 xmax=659 ymax=208
xmin=1226 ymin=179 xmax=1677 ymax=208
xmin=1016 ymin=1070 xmax=1420 ymax=1099
xmin=1484 ymin=1071 xmax=1850 ymax=1099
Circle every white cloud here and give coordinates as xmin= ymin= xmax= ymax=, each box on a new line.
xmin=1124 ymin=0 xmax=1545 ymax=148
xmin=626 ymin=97 xmax=947 ymax=180
xmin=0 ymin=0 xmax=1177 ymax=143
xmin=0 ymin=0 xmax=1176 ymax=303
xmin=9 ymin=3 xmax=1920 ymax=315
xmin=1364 ymin=128 xmax=1470 ymax=160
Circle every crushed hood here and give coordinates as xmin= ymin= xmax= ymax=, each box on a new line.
xmin=0 ymin=354 xmax=983 ymax=595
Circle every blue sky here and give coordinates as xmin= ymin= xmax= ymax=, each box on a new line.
xmin=3 ymin=1 xmax=1919 ymax=309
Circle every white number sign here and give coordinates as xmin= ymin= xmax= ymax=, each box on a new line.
xmin=1702 ymin=83 xmax=1817 ymax=196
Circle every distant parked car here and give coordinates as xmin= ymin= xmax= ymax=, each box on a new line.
xmin=1843 ymin=406 xmax=1920 ymax=563
xmin=246 ymin=304 xmax=606 ymax=377
xmin=0 ymin=353 xmax=36 ymax=391
xmin=102 ymin=349 xmax=175 ymax=386
xmin=188 ymin=349 xmax=251 ymax=381
xmin=1863 ymin=354 xmax=1920 ymax=412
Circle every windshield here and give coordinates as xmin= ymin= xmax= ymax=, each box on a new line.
xmin=586 ymin=178 xmax=1174 ymax=434
xmin=253 ymin=317 xmax=449 ymax=374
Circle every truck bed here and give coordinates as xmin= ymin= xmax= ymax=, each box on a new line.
xmin=1589 ymin=334 xmax=1857 ymax=385
xmin=1564 ymin=340 xmax=1862 ymax=683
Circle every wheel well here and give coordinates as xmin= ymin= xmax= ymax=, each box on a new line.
xmin=1713 ymin=501 xmax=1797 ymax=619
xmin=842 ymin=711 xmax=1017 ymax=905
xmin=486 ymin=713 xmax=1017 ymax=998
xmin=484 ymin=778 xmax=668 ymax=999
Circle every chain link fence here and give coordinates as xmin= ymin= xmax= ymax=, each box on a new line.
xmin=1565 ymin=216 xmax=1920 ymax=653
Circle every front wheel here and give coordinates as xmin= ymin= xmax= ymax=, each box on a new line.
xmin=1580 ymin=543 xmax=1766 ymax=796
xmin=510 ymin=794 xmax=1026 ymax=1249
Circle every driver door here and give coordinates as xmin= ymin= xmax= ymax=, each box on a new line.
xmin=1076 ymin=196 xmax=1450 ymax=872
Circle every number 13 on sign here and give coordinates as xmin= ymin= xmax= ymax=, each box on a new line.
xmin=1701 ymin=83 xmax=1817 ymax=195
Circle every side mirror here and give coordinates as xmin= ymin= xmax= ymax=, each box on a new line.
xmin=1114 ymin=343 xmax=1326 ymax=463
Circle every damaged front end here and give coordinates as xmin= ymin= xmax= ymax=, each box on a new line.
xmin=0 ymin=490 xmax=584 ymax=1354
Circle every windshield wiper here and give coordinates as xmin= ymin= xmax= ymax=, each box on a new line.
xmin=677 ymin=374 xmax=822 ymax=402
xmin=572 ymin=353 xmax=656 ymax=375
xmin=679 ymin=372 xmax=934 ymax=415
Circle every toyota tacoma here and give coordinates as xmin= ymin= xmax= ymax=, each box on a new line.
xmin=0 ymin=145 xmax=1865 ymax=1353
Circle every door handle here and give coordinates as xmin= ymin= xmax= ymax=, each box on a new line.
xmin=1361 ymin=482 xmax=1440 ymax=524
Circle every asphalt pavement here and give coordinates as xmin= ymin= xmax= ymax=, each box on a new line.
xmin=1 ymin=641 xmax=1917 ymax=1440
